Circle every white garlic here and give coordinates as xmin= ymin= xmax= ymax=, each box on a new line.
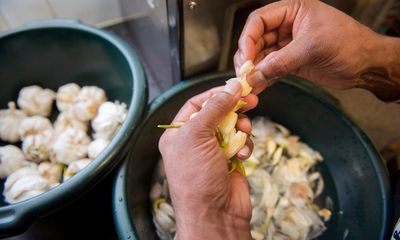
xmin=56 ymin=83 xmax=80 ymax=112
xmin=22 ymin=130 xmax=56 ymax=163
xmin=0 ymin=145 xmax=28 ymax=179
xmin=51 ymin=127 xmax=90 ymax=164
xmin=17 ymin=85 xmax=55 ymax=117
xmin=63 ymin=158 xmax=92 ymax=181
xmin=92 ymin=101 xmax=127 ymax=140
xmin=88 ymin=138 xmax=110 ymax=159
xmin=38 ymin=161 xmax=63 ymax=184
xmin=0 ymin=102 xmax=26 ymax=143
xmin=54 ymin=112 xmax=88 ymax=133
xmin=3 ymin=167 xmax=51 ymax=203
xmin=72 ymin=86 xmax=106 ymax=121
xmin=18 ymin=116 xmax=53 ymax=140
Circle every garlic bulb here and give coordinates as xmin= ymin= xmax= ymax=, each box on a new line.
xmin=92 ymin=101 xmax=127 ymax=140
xmin=56 ymin=83 xmax=80 ymax=112
xmin=63 ymin=158 xmax=92 ymax=181
xmin=3 ymin=167 xmax=51 ymax=203
xmin=72 ymin=86 xmax=106 ymax=121
xmin=54 ymin=112 xmax=88 ymax=133
xmin=0 ymin=102 xmax=26 ymax=143
xmin=0 ymin=145 xmax=28 ymax=179
xmin=88 ymin=138 xmax=110 ymax=159
xmin=19 ymin=116 xmax=53 ymax=140
xmin=22 ymin=130 xmax=56 ymax=163
xmin=38 ymin=161 xmax=63 ymax=184
xmin=17 ymin=85 xmax=55 ymax=117
xmin=51 ymin=127 xmax=90 ymax=164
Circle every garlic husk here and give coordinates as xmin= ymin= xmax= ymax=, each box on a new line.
xmin=56 ymin=83 xmax=80 ymax=112
xmin=63 ymin=158 xmax=92 ymax=181
xmin=0 ymin=145 xmax=29 ymax=179
xmin=88 ymin=138 xmax=110 ymax=159
xmin=22 ymin=130 xmax=56 ymax=163
xmin=3 ymin=167 xmax=51 ymax=203
xmin=0 ymin=102 xmax=26 ymax=143
xmin=91 ymin=101 xmax=127 ymax=140
xmin=72 ymin=86 xmax=106 ymax=121
xmin=38 ymin=161 xmax=63 ymax=184
xmin=54 ymin=112 xmax=88 ymax=133
xmin=17 ymin=85 xmax=55 ymax=117
xmin=51 ymin=127 xmax=90 ymax=164
xmin=19 ymin=116 xmax=53 ymax=140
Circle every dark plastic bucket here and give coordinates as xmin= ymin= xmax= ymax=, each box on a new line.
xmin=0 ymin=20 xmax=147 ymax=236
xmin=112 ymin=72 xmax=391 ymax=240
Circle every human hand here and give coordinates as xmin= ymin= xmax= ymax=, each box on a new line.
xmin=234 ymin=0 xmax=400 ymax=101
xmin=159 ymin=80 xmax=253 ymax=239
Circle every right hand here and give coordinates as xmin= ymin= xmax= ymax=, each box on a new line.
xmin=234 ymin=0 xmax=391 ymax=94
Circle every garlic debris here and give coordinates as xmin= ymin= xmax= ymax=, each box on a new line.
xmin=91 ymin=101 xmax=127 ymax=140
xmin=18 ymin=116 xmax=53 ymax=140
xmin=56 ymin=83 xmax=80 ymax=112
xmin=63 ymin=158 xmax=92 ymax=181
xmin=88 ymin=138 xmax=110 ymax=159
xmin=0 ymin=102 xmax=26 ymax=143
xmin=22 ymin=130 xmax=56 ymax=163
xmin=17 ymin=85 xmax=55 ymax=117
xmin=51 ymin=127 xmax=90 ymax=164
xmin=0 ymin=145 xmax=28 ymax=179
xmin=54 ymin=112 xmax=88 ymax=133
xmin=3 ymin=167 xmax=51 ymax=203
xmin=72 ymin=86 xmax=106 ymax=121
xmin=38 ymin=161 xmax=63 ymax=184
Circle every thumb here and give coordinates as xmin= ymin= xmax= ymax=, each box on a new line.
xmin=190 ymin=80 xmax=242 ymax=131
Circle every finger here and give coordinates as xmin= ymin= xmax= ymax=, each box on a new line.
xmin=239 ymin=94 xmax=258 ymax=112
xmin=236 ymin=137 xmax=254 ymax=160
xmin=233 ymin=50 xmax=241 ymax=76
xmin=263 ymin=31 xmax=278 ymax=48
xmin=236 ymin=114 xmax=252 ymax=134
xmin=250 ymin=77 xmax=281 ymax=95
xmin=253 ymin=46 xmax=279 ymax=65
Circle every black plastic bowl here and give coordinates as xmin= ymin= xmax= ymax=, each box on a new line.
xmin=112 ymin=72 xmax=391 ymax=239
xmin=0 ymin=20 xmax=147 ymax=236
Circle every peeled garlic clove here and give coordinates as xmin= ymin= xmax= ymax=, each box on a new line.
xmin=17 ymin=85 xmax=55 ymax=117
xmin=0 ymin=145 xmax=28 ymax=179
xmin=38 ymin=161 xmax=63 ymax=184
xmin=189 ymin=112 xmax=198 ymax=120
xmin=91 ymin=101 xmax=127 ymax=140
xmin=88 ymin=138 xmax=110 ymax=159
xmin=218 ymin=111 xmax=238 ymax=136
xmin=0 ymin=102 xmax=27 ymax=143
xmin=19 ymin=116 xmax=53 ymax=140
xmin=223 ymin=130 xmax=247 ymax=159
xmin=63 ymin=158 xmax=92 ymax=181
xmin=318 ymin=208 xmax=332 ymax=222
xmin=54 ymin=112 xmax=88 ymax=133
xmin=159 ymin=202 xmax=175 ymax=218
xmin=238 ymin=60 xmax=255 ymax=96
xmin=56 ymin=83 xmax=80 ymax=112
xmin=22 ymin=130 xmax=56 ymax=163
xmin=72 ymin=86 xmax=106 ymax=121
xmin=51 ymin=128 xmax=90 ymax=164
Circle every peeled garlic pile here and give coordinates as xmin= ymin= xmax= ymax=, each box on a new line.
xmin=0 ymin=102 xmax=26 ymax=143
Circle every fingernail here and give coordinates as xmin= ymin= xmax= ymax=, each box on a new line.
xmin=237 ymin=145 xmax=250 ymax=158
xmin=223 ymin=80 xmax=240 ymax=95
xmin=248 ymin=70 xmax=267 ymax=86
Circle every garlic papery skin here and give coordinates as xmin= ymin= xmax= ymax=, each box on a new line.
xmin=63 ymin=158 xmax=92 ymax=181
xmin=18 ymin=116 xmax=53 ymax=140
xmin=0 ymin=102 xmax=26 ymax=143
xmin=56 ymin=83 xmax=80 ymax=112
xmin=22 ymin=130 xmax=56 ymax=163
xmin=17 ymin=85 xmax=55 ymax=117
xmin=0 ymin=145 xmax=28 ymax=179
xmin=88 ymin=138 xmax=110 ymax=159
xmin=51 ymin=127 xmax=90 ymax=164
xmin=72 ymin=86 xmax=106 ymax=121
xmin=91 ymin=101 xmax=127 ymax=140
xmin=54 ymin=112 xmax=88 ymax=134
xmin=38 ymin=161 xmax=63 ymax=184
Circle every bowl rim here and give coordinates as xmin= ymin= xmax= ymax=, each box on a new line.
xmin=0 ymin=19 xmax=147 ymax=236
xmin=112 ymin=71 xmax=391 ymax=240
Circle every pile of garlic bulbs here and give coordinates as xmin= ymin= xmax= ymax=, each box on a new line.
xmin=0 ymin=83 xmax=127 ymax=203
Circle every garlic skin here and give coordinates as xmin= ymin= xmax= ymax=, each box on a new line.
xmin=3 ymin=167 xmax=51 ymax=204
xmin=92 ymin=101 xmax=127 ymax=140
xmin=22 ymin=130 xmax=56 ymax=163
xmin=54 ymin=112 xmax=88 ymax=133
xmin=19 ymin=116 xmax=53 ymax=140
xmin=63 ymin=158 xmax=92 ymax=181
xmin=72 ymin=86 xmax=106 ymax=121
xmin=56 ymin=83 xmax=80 ymax=112
xmin=51 ymin=127 xmax=90 ymax=164
xmin=0 ymin=102 xmax=26 ymax=143
xmin=0 ymin=145 xmax=28 ymax=179
xmin=17 ymin=85 xmax=55 ymax=117
xmin=38 ymin=161 xmax=63 ymax=184
xmin=88 ymin=138 xmax=110 ymax=159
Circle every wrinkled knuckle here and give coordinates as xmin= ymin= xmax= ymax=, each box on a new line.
xmin=269 ymin=54 xmax=289 ymax=76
